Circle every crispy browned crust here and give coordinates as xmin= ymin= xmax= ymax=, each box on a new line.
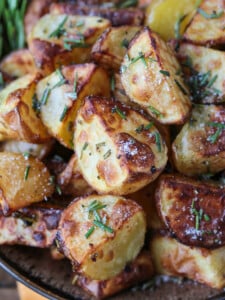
xmin=156 ymin=174 xmax=225 ymax=249
xmin=76 ymin=250 xmax=154 ymax=299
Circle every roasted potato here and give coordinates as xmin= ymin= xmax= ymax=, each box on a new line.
xmin=156 ymin=174 xmax=225 ymax=248
xmin=0 ymin=73 xmax=51 ymax=143
xmin=36 ymin=64 xmax=110 ymax=149
xmin=0 ymin=201 xmax=62 ymax=247
xmin=177 ymin=43 xmax=225 ymax=104
xmin=112 ymin=72 xmax=133 ymax=105
xmin=57 ymin=194 xmax=146 ymax=280
xmin=28 ymin=14 xmax=111 ymax=75
xmin=91 ymin=25 xmax=141 ymax=71
xmin=183 ymin=0 xmax=225 ymax=46
xmin=74 ymin=96 xmax=168 ymax=195
xmin=0 ymin=49 xmax=37 ymax=78
xmin=76 ymin=250 xmax=154 ymax=299
xmin=150 ymin=234 xmax=225 ymax=289
xmin=0 ymin=152 xmax=54 ymax=214
xmin=121 ymin=27 xmax=191 ymax=125
xmin=172 ymin=104 xmax=225 ymax=176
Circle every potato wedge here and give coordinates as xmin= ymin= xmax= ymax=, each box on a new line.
xmin=0 ymin=152 xmax=54 ymax=214
xmin=36 ymin=64 xmax=110 ymax=149
xmin=74 ymin=96 xmax=168 ymax=195
xmin=156 ymin=174 xmax=225 ymax=248
xmin=91 ymin=26 xmax=141 ymax=71
xmin=28 ymin=14 xmax=111 ymax=75
xmin=172 ymin=104 xmax=225 ymax=176
xmin=177 ymin=43 xmax=225 ymax=104
xmin=57 ymin=194 xmax=146 ymax=280
xmin=113 ymin=72 xmax=133 ymax=105
xmin=0 ymin=73 xmax=51 ymax=143
xmin=121 ymin=27 xmax=191 ymax=124
xmin=150 ymin=234 xmax=225 ymax=289
xmin=183 ymin=0 xmax=225 ymax=46
xmin=76 ymin=250 xmax=154 ymax=299
xmin=0 ymin=49 xmax=37 ymax=78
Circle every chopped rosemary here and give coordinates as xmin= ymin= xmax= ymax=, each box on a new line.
xmin=23 ymin=152 xmax=30 ymax=160
xmin=160 ymin=70 xmax=170 ymax=77
xmin=197 ymin=8 xmax=224 ymax=19
xmin=204 ymin=214 xmax=210 ymax=221
xmin=116 ymin=0 xmax=138 ymax=8
xmin=103 ymin=149 xmax=112 ymax=160
xmin=112 ymin=106 xmax=127 ymax=119
xmin=59 ymin=105 xmax=69 ymax=122
xmin=153 ymin=132 xmax=161 ymax=152
xmin=130 ymin=52 xmax=147 ymax=67
xmin=87 ymin=200 xmax=107 ymax=212
xmin=96 ymin=142 xmax=106 ymax=150
xmin=56 ymin=185 xmax=62 ymax=195
xmin=135 ymin=122 xmax=154 ymax=133
xmin=32 ymin=94 xmax=41 ymax=113
xmin=121 ymin=38 xmax=129 ymax=49
xmin=93 ymin=220 xmax=114 ymax=233
xmin=80 ymin=142 xmax=88 ymax=159
xmin=63 ymin=37 xmax=90 ymax=50
xmin=24 ymin=165 xmax=30 ymax=181
xmin=207 ymin=122 xmax=225 ymax=144
xmin=66 ymin=72 xmax=78 ymax=100
xmin=41 ymin=88 xmax=51 ymax=105
xmin=174 ymin=79 xmax=188 ymax=95
xmin=85 ymin=226 xmax=95 ymax=239
xmin=52 ymin=69 xmax=67 ymax=89
xmin=110 ymin=73 xmax=115 ymax=92
xmin=49 ymin=16 xmax=68 ymax=38
xmin=174 ymin=14 xmax=187 ymax=39
xmin=148 ymin=105 xmax=163 ymax=118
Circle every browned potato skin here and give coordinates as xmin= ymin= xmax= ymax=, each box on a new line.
xmin=0 ymin=152 xmax=54 ymax=215
xmin=76 ymin=251 xmax=154 ymax=299
xmin=50 ymin=3 xmax=144 ymax=27
xmin=172 ymin=105 xmax=225 ymax=176
xmin=91 ymin=26 xmax=141 ymax=71
xmin=156 ymin=174 xmax=225 ymax=249
xmin=0 ymin=49 xmax=37 ymax=78
xmin=183 ymin=0 xmax=225 ymax=46
xmin=0 ymin=202 xmax=62 ymax=247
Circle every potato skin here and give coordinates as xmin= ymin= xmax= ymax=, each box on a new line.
xmin=74 ymin=96 xmax=168 ymax=195
xmin=0 ymin=152 xmax=54 ymax=215
xmin=57 ymin=194 xmax=146 ymax=280
xmin=172 ymin=105 xmax=225 ymax=176
xmin=121 ymin=27 xmax=191 ymax=124
xmin=156 ymin=174 xmax=225 ymax=249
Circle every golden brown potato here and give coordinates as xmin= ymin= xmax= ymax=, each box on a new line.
xmin=57 ymin=154 xmax=95 ymax=197
xmin=0 ymin=49 xmax=37 ymax=78
xmin=150 ymin=234 xmax=225 ymax=289
xmin=91 ymin=25 xmax=141 ymax=71
xmin=113 ymin=72 xmax=133 ymax=105
xmin=28 ymin=14 xmax=111 ymax=75
xmin=36 ymin=64 xmax=110 ymax=149
xmin=0 ymin=152 xmax=54 ymax=214
xmin=177 ymin=43 xmax=225 ymax=104
xmin=121 ymin=27 xmax=191 ymax=125
xmin=74 ymin=96 xmax=168 ymax=195
xmin=57 ymin=194 xmax=146 ymax=280
xmin=0 ymin=202 xmax=62 ymax=247
xmin=172 ymin=104 xmax=225 ymax=176
xmin=183 ymin=0 xmax=225 ymax=46
xmin=76 ymin=250 xmax=154 ymax=299
xmin=0 ymin=73 xmax=51 ymax=143
xmin=156 ymin=174 xmax=225 ymax=248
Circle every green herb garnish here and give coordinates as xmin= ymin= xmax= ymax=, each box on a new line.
xmin=148 ymin=105 xmax=163 ymax=118
xmin=112 ymin=106 xmax=127 ymax=119
xmin=207 ymin=122 xmax=225 ymax=144
xmin=174 ymin=79 xmax=188 ymax=95
xmin=116 ymin=0 xmax=138 ymax=8
xmin=96 ymin=142 xmax=106 ymax=150
xmin=24 ymin=165 xmax=30 ymax=180
xmin=197 ymin=8 xmax=224 ymax=19
xmin=80 ymin=142 xmax=88 ymax=159
xmin=160 ymin=70 xmax=170 ymax=77
xmin=103 ymin=149 xmax=112 ymax=160
xmin=32 ymin=94 xmax=41 ymax=113
xmin=59 ymin=105 xmax=69 ymax=122
xmin=85 ymin=226 xmax=95 ymax=239
xmin=110 ymin=73 xmax=115 ymax=92
xmin=0 ymin=72 xmax=4 ymax=89
xmin=93 ymin=220 xmax=114 ymax=233
xmin=49 ymin=16 xmax=68 ymax=38
xmin=153 ymin=132 xmax=161 ymax=152
xmin=41 ymin=88 xmax=51 ymax=105
xmin=66 ymin=72 xmax=78 ymax=100
xmin=63 ymin=37 xmax=90 ymax=50
xmin=23 ymin=152 xmax=30 ymax=160
xmin=135 ymin=122 xmax=154 ymax=133
xmin=174 ymin=14 xmax=187 ymax=39
xmin=121 ymin=38 xmax=129 ymax=49
xmin=56 ymin=185 xmax=62 ymax=195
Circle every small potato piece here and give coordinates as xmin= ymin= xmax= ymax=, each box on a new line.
xmin=0 ymin=49 xmax=37 ymax=78
xmin=0 ymin=152 xmax=54 ymax=214
xmin=0 ymin=73 xmax=51 ymax=143
xmin=172 ymin=105 xmax=225 ymax=176
xmin=28 ymin=14 xmax=111 ymax=75
xmin=37 ymin=64 xmax=110 ymax=149
xmin=57 ymin=194 xmax=146 ymax=280
xmin=150 ymin=234 xmax=225 ymax=289
xmin=121 ymin=27 xmax=191 ymax=125
xmin=76 ymin=251 xmax=154 ymax=299
xmin=183 ymin=0 xmax=225 ymax=46
xmin=177 ymin=43 xmax=225 ymax=104
xmin=74 ymin=96 xmax=168 ymax=195
xmin=91 ymin=26 xmax=141 ymax=71
xmin=156 ymin=174 xmax=225 ymax=248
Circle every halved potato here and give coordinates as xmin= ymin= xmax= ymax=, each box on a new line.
xmin=28 ymin=14 xmax=111 ymax=75
xmin=57 ymin=194 xmax=146 ymax=280
xmin=184 ymin=0 xmax=225 ymax=46
xmin=0 ymin=73 xmax=51 ymax=143
xmin=156 ymin=174 xmax=225 ymax=248
xmin=36 ymin=64 xmax=110 ymax=149
xmin=172 ymin=104 xmax=225 ymax=176
xmin=74 ymin=96 xmax=168 ymax=195
xmin=121 ymin=27 xmax=191 ymax=124
xmin=0 ymin=152 xmax=54 ymax=214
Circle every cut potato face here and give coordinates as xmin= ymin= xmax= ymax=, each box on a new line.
xmin=172 ymin=105 xmax=225 ymax=176
xmin=0 ymin=152 xmax=54 ymax=214
xmin=0 ymin=73 xmax=51 ymax=143
xmin=57 ymin=194 xmax=146 ymax=280
xmin=74 ymin=96 xmax=168 ymax=195
xmin=121 ymin=27 xmax=191 ymax=125
xmin=36 ymin=64 xmax=110 ymax=149
xmin=156 ymin=174 xmax=225 ymax=248
xmin=28 ymin=14 xmax=111 ymax=75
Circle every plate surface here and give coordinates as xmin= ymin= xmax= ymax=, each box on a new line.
xmin=0 ymin=245 xmax=224 ymax=300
